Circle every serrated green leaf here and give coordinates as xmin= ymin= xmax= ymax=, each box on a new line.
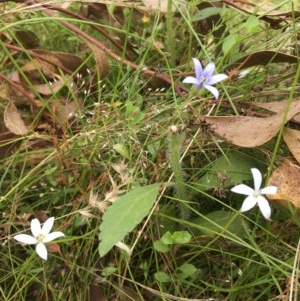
xmin=98 ymin=183 xmax=161 ymax=256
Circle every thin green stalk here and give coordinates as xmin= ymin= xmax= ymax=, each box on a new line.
xmin=168 ymin=125 xmax=190 ymax=220
xmin=166 ymin=0 xmax=175 ymax=67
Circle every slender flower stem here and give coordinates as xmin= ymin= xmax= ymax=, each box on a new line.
xmin=168 ymin=126 xmax=190 ymax=220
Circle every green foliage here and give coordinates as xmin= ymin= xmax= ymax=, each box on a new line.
xmin=222 ymin=34 xmax=238 ymax=56
xmin=154 ymin=271 xmax=171 ymax=282
xmin=245 ymin=15 xmax=260 ymax=33
xmin=196 ymin=150 xmax=265 ymax=191
xmin=192 ymin=7 xmax=223 ymax=22
xmin=160 ymin=230 xmax=192 ymax=244
xmin=2 ymin=0 xmax=300 ymax=300
xmin=113 ymin=143 xmax=130 ymax=159
xmin=153 ymin=230 xmax=192 ymax=253
xmin=190 ymin=210 xmax=249 ymax=240
xmin=98 ymin=183 xmax=161 ymax=256
xmin=177 ymin=263 xmax=198 ymax=280
xmin=154 ymin=262 xmax=198 ymax=283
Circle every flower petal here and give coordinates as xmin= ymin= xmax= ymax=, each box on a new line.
xmin=231 ymin=184 xmax=254 ymax=196
xmin=31 ymin=219 xmax=42 ymax=238
xmin=41 ymin=217 xmax=54 ymax=235
xmin=43 ymin=231 xmax=65 ymax=243
xmin=240 ymin=195 xmax=257 ymax=212
xmin=192 ymin=58 xmax=203 ymax=80
xmin=36 ymin=242 xmax=48 ymax=260
xmin=261 ymin=186 xmax=277 ymax=195
xmin=207 ymin=74 xmax=228 ymax=85
xmin=257 ymin=196 xmax=271 ymax=219
xmin=14 ymin=234 xmax=37 ymax=245
xmin=183 ymin=76 xmax=201 ymax=86
xmin=203 ymin=62 xmax=215 ymax=78
xmin=203 ymin=84 xmax=219 ymax=99
xmin=251 ymin=168 xmax=262 ymax=190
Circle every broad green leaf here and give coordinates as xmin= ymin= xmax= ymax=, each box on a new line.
xmin=161 ymin=231 xmax=191 ymax=245
xmin=154 ymin=271 xmax=171 ymax=282
xmin=245 ymin=15 xmax=260 ymax=33
xmin=101 ymin=267 xmax=118 ymax=277
xmin=192 ymin=7 xmax=223 ymax=22
xmin=195 ymin=150 xmax=264 ymax=191
xmin=113 ymin=143 xmax=130 ymax=159
xmin=190 ymin=210 xmax=249 ymax=240
xmin=222 ymin=34 xmax=237 ymax=55
xmin=156 ymin=203 xmax=177 ymax=235
xmin=153 ymin=240 xmax=169 ymax=253
xmin=98 ymin=183 xmax=161 ymax=256
xmin=177 ymin=263 xmax=197 ymax=278
xmin=172 ymin=231 xmax=192 ymax=244
xmin=160 ymin=231 xmax=174 ymax=244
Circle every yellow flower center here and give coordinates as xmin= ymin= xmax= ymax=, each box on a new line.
xmin=253 ymin=189 xmax=261 ymax=198
xmin=36 ymin=233 xmax=46 ymax=243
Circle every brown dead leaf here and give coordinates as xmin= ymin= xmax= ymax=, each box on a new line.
xmin=141 ymin=0 xmax=186 ymax=13
xmin=268 ymin=160 xmax=300 ymax=209
xmin=117 ymin=285 xmax=144 ymax=301
xmin=256 ymin=100 xmax=300 ymax=125
xmin=47 ymin=243 xmax=63 ymax=257
xmin=227 ymin=51 xmax=299 ymax=70
xmin=34 ymin=75 xmax=67 ymax=96
xmin=283 ymin=128 xmax=300 ymax=164
xmin=89 ymin=285 xmax=105 ymax=301
xmin=255 ymin=100 xmax=293 ymax=113
xmin=4 ymin=101 xmax=28 ymax=135
xmin=50 ymin=98 xmax=80 ymax=126
xmin=88 ymin=43 xmax=110 ymax=79
xmin=223 ymin=0 xmax=300 ymax=29
xmin=201 ymin=101 xmax=300 ymax=147
xmin=14 ymin=29 xmax=40 ymax=49
xmin=34 ymin=49 xmax=89 ymax=76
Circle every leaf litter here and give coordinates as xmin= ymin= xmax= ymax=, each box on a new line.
xmin=268 ymin=160 xmax=300 ymax=210
xmin=200 ymin=101 xmax=300 ymax=147
xmin=1 ymin=0 xmax=300 ymax=300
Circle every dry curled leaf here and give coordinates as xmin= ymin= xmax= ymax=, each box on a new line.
xmin=268 ymin=160 xmax=300 ymax=210
xmin=227 ymin=51 xmax=299 ymax=70
xmin=4 ymin=101 xmax=28 ymax=135
xmin=14 ymin=29 xmax=40 ymax=49
xmin=256 ymin=100 xmax=300 ymax=125
xmin=283 ymin=127 xmax=300 ymax=164
xmin=88 ymin=43 xmax=110 ymax=79
xmin=47 ymin=243 xmax=63 ymax=258
xmin=141 ymin=0 xmax=186 ymax=13
xmin=201 ymin=101 xmax=300 ymax=147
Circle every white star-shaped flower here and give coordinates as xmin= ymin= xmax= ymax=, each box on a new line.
xmin=14 ymin=217 xmax=65 ymax=260
xmin=231 ymin=168 xmax=277 ymax=219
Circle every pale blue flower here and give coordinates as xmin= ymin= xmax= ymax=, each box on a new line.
xmin=14 ymin=217 xmax=65 ymax=260
xmin=231 ymin=168 xmax=277 ymax=220
xmin=183 ymin=58 xmax=228 ymax=99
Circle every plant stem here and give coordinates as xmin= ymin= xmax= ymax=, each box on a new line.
xmin=168 ymin=126 xmax=190 ymax=220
